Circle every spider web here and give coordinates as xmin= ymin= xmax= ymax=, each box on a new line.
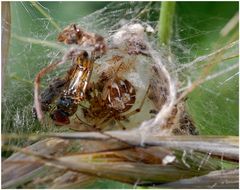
xmin=3 ymin=1 xmax=238 ymax=135
xmin=2 ymin=1 xmax=239 ymax=188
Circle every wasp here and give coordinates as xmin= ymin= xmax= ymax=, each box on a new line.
xmin=38 ymin=77 xmax=67 ymax=113
xmin=34 ymin=24 xmax=106 ymax=123
xmin=36 ymin=50 xmax=93 ymax=126
xmin=50 ymin=50 xmax=94 ymax=125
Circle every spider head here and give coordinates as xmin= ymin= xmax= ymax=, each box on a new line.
xmin=57 ymin=24 xmax=83 ymax=44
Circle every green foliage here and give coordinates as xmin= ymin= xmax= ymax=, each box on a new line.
xmin=2 ymin=1 xmax=239 ymax=188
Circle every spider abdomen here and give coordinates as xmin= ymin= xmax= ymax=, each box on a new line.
xmin=104 ymin=78 xmax=136 ymax=113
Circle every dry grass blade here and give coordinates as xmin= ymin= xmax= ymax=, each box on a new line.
xmin=2 ymin=146 xmax=206 ymax=185
xmin=220 ymin=11 xmax=239 ymax=37
xmin=1 ymin=138 xmax=70 ymax=188
xmin=2 ymin=134 xmax=238 ymax=187
xmin=49 ymin=131 xmax=239 ymax=162
xmin=156 ymin=169 xmax=239 ymax=189
xmin=1 ymin=2 xmax=11 ymax=89
xmin=50 ymin=171 xmax=96 ymax=189
xmin=1 ymin=136 xmax=129 ymax=188
xmin=56 ymin=158 xmax=205 ymax=184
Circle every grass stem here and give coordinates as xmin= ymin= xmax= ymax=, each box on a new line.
xmin=12 ymin=34 xmax=66 ymax=52
xmin=158 ymin=1 xmax=176 ymax=46
xmin=31 ymin=1 xmax=61 ymax=32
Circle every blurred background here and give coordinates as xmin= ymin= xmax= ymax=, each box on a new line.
xmin=2 ymin=1 xmax=239 ymax=188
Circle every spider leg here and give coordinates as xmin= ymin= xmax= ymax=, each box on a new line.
xmin=75 ymin=113 xmax=92 ymax=127
xmin=120 ymin=84 xmax=150 ymax=119
xmin=34 ymin=58 xmax=67 ymax=122
xmin=115 ymin=120 xmax=126 ymax=130
xmin=75 ymin=113 xmax=111 ymax=131
xmin=78 ymin=103 xmax=89 ymax=110
xmin=81 ymin=85 xmax=150 ymax=131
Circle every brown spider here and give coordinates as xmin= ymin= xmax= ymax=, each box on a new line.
xmin=58 ymin=24 xmax=106 ymax=58
xmin=35 ymin=23 xmax=151 ymax=129
xmin=70 ymin=61 xmax=151 ymax=131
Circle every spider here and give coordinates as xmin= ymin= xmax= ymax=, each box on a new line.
xmin=34 ymin=24 xmax=106 ymax=123
xmin=35 ymin=23 xmax=151 ymax=129
xmin=70 ymin=60 xmax=151 ymax=131
xmin=58 ymin=23 xmax=106 ymax=58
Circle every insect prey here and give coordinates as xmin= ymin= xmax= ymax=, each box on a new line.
xmin=34 ymin=24 xmax=106 ymax=123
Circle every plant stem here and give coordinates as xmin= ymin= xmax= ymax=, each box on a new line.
xmin=158 ymin=1 xmax=176 ymax=46
xmin=31 ymin=1 xmax=61 ymax=32
xmin=12 ymin=34 xmax=66 ymax=52
xmin=2 ymin=2 xmax=11 ymax=90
